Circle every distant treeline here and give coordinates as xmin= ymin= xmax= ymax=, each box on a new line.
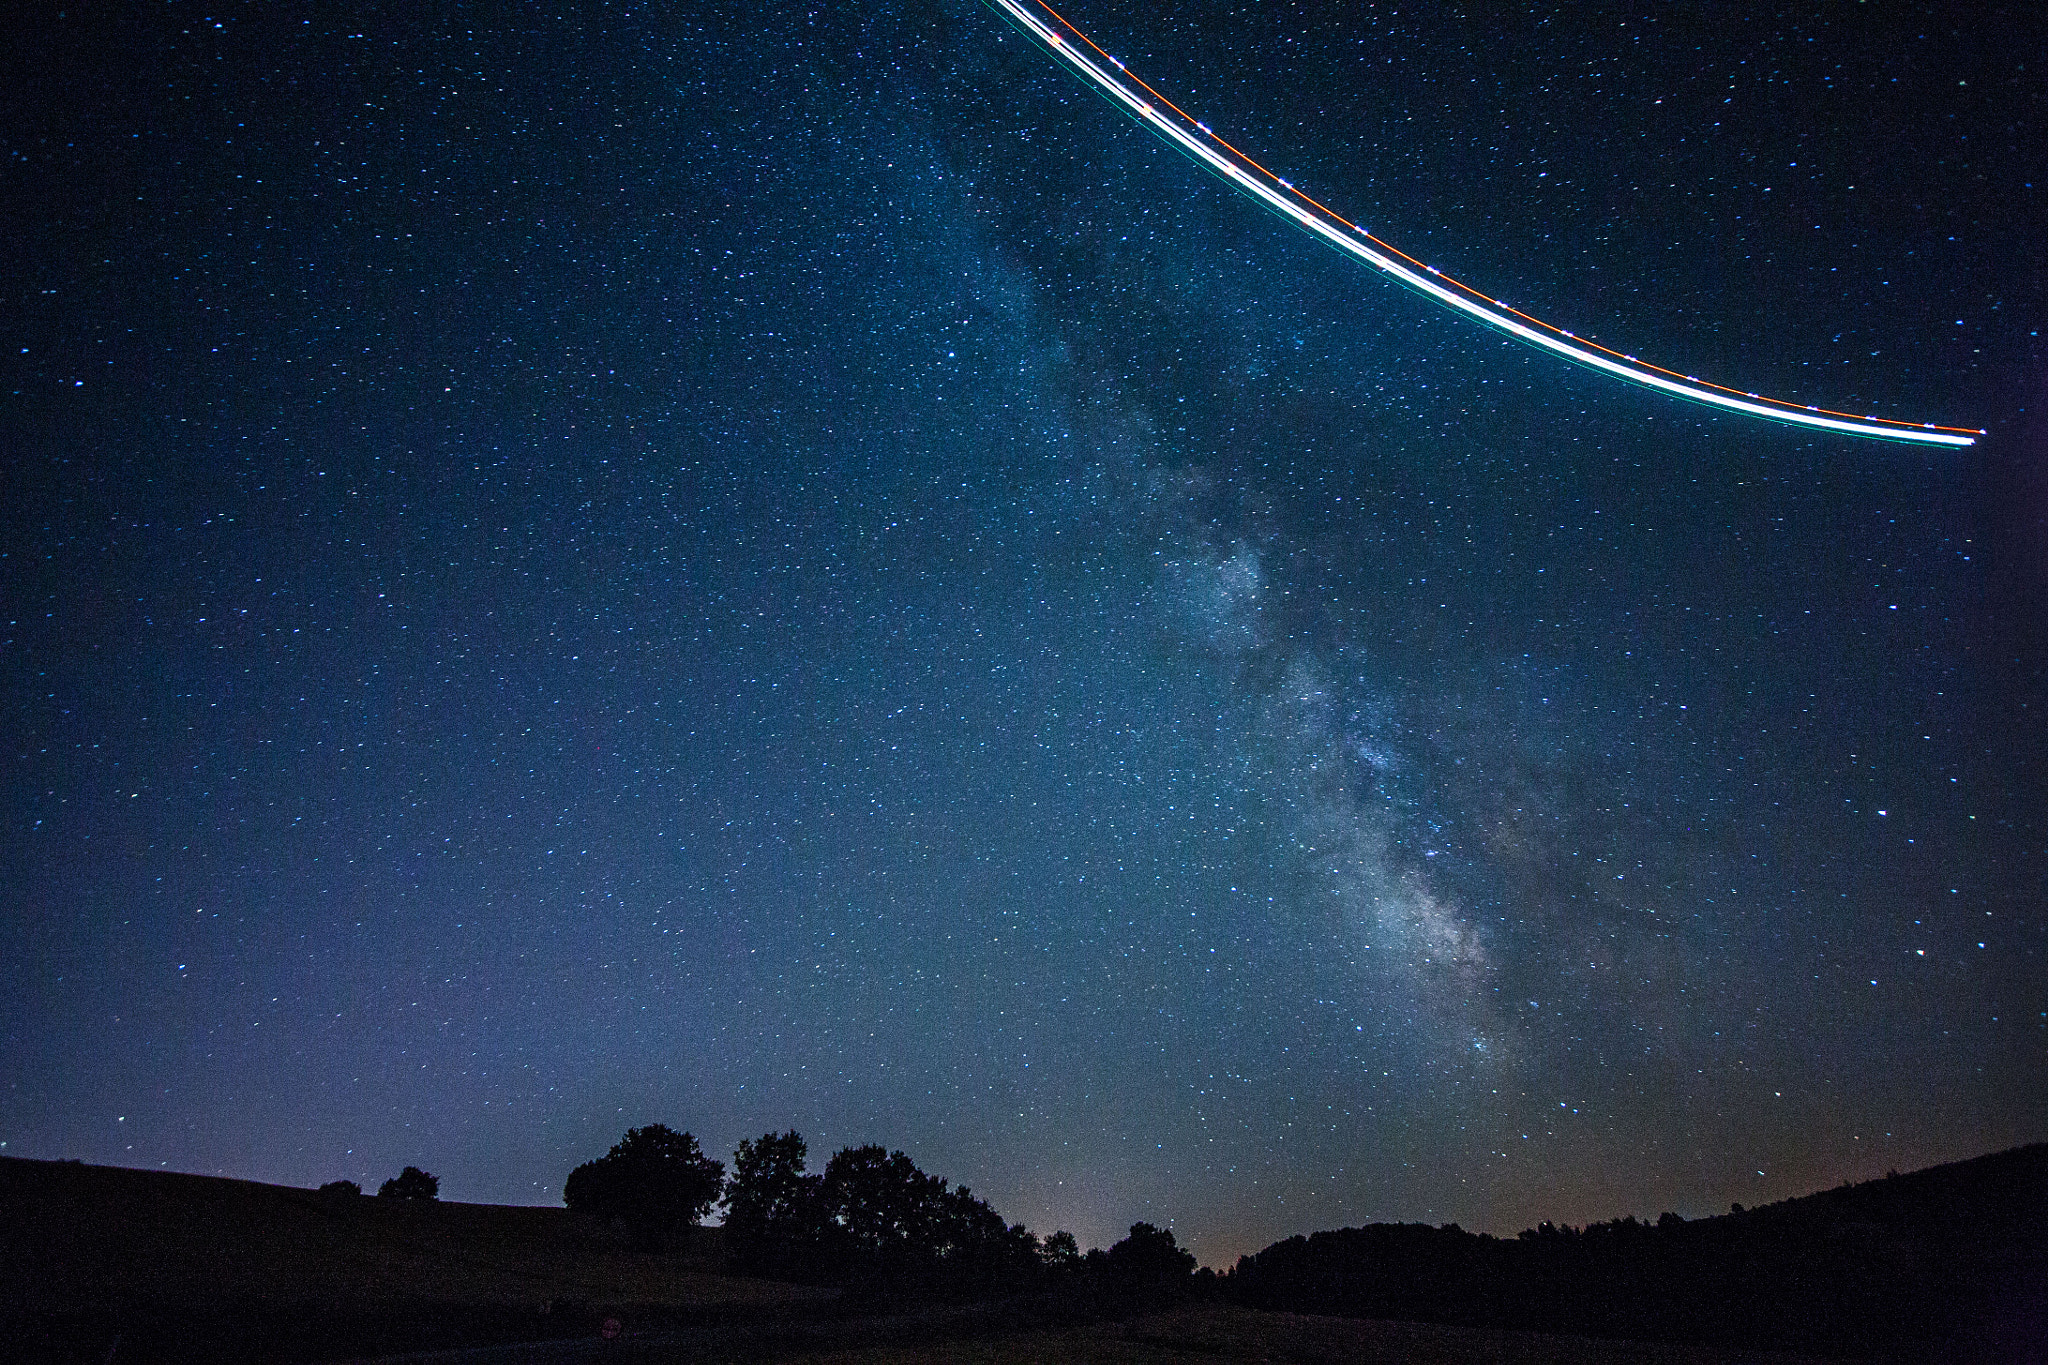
xmin=557 ymin=1125 xmax=1199 ymax=1296
xmin=540 ymin=1125 xmax=2048 ymax=1353
xmin=1221 ymin=1142 xmax=2048 ymax=1357
xmin=343 ymin=1124 xmax=2043 ymax=1355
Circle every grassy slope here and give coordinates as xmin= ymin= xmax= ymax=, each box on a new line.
xmin=761 ymin=1304 xmax=1840 ymax=1365
xmin=1221 ymin=1142 xmax=2048 ymax=1359
xmin=421 ymin=1303 xmax=1840 ymax=1364
xmin=0 ymin=1156 xmax=1835 ymax=1365
xmin=0 ymin=1156 xmax=826 ymax=1361
xmin=6 ymin=1154 xmax=2033 ymax=1363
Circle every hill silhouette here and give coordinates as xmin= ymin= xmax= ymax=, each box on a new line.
xmin=6 ymin=1145 xmax=2043 ymax=1362
xmin=1225 ymin=1142 xmax=2048 ymax=1360
xmin=0 ymin=1155 xmax=821 ymax=1361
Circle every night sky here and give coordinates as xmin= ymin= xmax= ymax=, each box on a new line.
xmin=5 ymin=1 xmax=2044 ymax=1267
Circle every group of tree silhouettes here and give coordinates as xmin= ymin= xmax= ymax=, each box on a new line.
xmin=313 ymin=1133 xmax=2042 ymax=1353
xmin=318 ymin=1166 xmax=439 ymax=1202
xmin=562 ymin=1124 xmax=1196 ymax=1290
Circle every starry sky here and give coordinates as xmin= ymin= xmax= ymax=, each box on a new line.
xmin=4 ymin=0 xmax=2044 ymax=1267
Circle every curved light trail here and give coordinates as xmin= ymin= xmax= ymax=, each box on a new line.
xmin=985 ymin=0 xmax=1982 ymax=447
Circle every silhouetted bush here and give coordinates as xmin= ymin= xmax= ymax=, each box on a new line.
xmin=377 ymin=1167 xmax=438 ymax=1200
xmin=318 ymin=1179 xmax=361 ymax=1203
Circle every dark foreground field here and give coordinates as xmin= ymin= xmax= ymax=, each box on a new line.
xmin=1227 ymin=1144 xmax=2048 ymax=1364
xmin=335 ymin=1302 xmax=1844 ymax=1365
xmin=3 ymin=1155 xmax=2039 ymax=1364
xmin=0 ymin=1156 xmax=822 ymax=1361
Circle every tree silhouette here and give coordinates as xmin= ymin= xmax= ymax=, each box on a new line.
xmin=1039 ymin=1229 xmax=1081 ymax=1271
xmin=722 ymin=1130 xmax=824 ymax=1270
xmin=564 ymin=1124 xmax=724 ymax=1251
xmin=1098 ymin=1222 xmax=1197 ymax=1286
xmin=931 ymin=1182 xmax=1040 ymax=1271
xmin=819 ymin=1144 xmax=949 ymax=1267
xmin=377 ymin=1167 xmax=438 ymax=1200
xmin=724 ymin=1137 xmax=1039 ymax=1275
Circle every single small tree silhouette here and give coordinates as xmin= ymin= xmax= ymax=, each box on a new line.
xmin=378 ymin=1166 xmax=439 ymax=1200
xmin=1039 ymin=1229 xmax=1081 ymax=1271
xmin=318 ymin=1179 xmax=362 ymax=1202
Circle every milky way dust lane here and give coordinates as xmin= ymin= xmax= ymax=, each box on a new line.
xmin=984 ymin=0 xmax=1982 ymax=447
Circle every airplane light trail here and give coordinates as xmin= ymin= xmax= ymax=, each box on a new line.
xmin=985 ymin=0 xmax=1982 ymax=447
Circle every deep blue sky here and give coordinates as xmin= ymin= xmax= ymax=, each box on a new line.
xmin=5 ymin=0 xmax=2043 ymax=1266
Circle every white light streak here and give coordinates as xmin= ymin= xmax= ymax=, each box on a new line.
xmin=986 ymin=0 xmax=1979 ymax=447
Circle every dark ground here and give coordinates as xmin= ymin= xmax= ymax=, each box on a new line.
xmin=3 ymin=1153 xmax=2041 ymax=1363
xmin=1225 ymin=1142 xmax=2048 ymax=1361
